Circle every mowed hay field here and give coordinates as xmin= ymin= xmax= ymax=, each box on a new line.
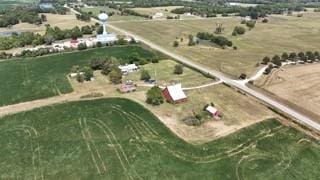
xmin=255 ymin=63 xmax=320 ymax=122
xmin=0 ymin=98 xmax=319 ymax=179
xmin=112 ymin=12 xmax=320 ymax=77
xmin=0 ymin=45 xmax=160 ymax=106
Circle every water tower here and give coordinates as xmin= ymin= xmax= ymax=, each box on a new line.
xmin=98 ymin=13 xmax=109 ymax=35
xmin=95 ymin=13 xmax=117 ymax=44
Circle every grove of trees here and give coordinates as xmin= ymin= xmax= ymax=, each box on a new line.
xmin=197 ymin=32 xmax=233 ymax=47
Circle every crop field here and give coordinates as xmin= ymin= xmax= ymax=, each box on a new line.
xmin=111 ymin=12 xmax=320 ymax=77
xmin=0 ymin=98 xmax=319 ymax=179
xmin=81 ymin=7 xmax=146 ymax=21
xmin=255 ymin=63 xmax=320 ymax=122
xmin=123 ymin=59 xmax=214 ymax=87
xmin=0 ymin=45 xmax=161 ymax=106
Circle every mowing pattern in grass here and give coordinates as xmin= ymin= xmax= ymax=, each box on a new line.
xmin=0 ymin=46 xmax=160 ymax=106
xmin=0 ymin=98 xmax=319 ymax=179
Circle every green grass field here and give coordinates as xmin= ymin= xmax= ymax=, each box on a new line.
xmin=81 ymin=7 xmax=146 ymax=21
xmin=0 ymin=46 xmax=161 ymax=106
xmin=0 ymin=98 xmax=319 ymax=179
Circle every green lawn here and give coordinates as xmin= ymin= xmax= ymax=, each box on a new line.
xmin=0 ymin=45 xmax=160 ymax=106
xmin=0 ymin=98 xmax=319 ymax=179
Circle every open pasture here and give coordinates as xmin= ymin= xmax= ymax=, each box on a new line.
xmin=0 ymin=98 xmax=319 ymax=179
xmin=81 ymin=7 xmax=146 ymax=21
xmin=0 ymin=45 xmax=160 ymax=106
xmin=112 ymin=13 xmax=320 ymax=77
xmin=255 ymin=63 xmax=320 ymax=122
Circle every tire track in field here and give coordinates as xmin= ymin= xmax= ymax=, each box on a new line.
xmin=102 ymin=106 xmax=288 ymax=164
xmin=89 ymin=119 xmax=143 ymax=180
xmin=0 ymin=125 xmax=43 ymax=180
xmin=79 ymin=118 xmax=107 ymax=175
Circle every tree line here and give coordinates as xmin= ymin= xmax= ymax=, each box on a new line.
xmin=261 ymin=51 xmax=320 ymax=74
xmin=0 ymin=25 xmax=96 ymax=50
xmin=196 ymin=32 xmax=233 ymax=47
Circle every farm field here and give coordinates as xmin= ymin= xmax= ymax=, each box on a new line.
xmin=123 ymin=59 xmax=214 ymax=87
xmin=0 ymin=45 xmax=160 ymax=106
xmin=111 ymin=12 xmax=320 ymax=77
xmin=81 ymin=7 xmax=146 ymax=21
xmin=254 ymin=63 xmax=320 ymax=122
xmin=0 ymin=98 xmax=319 ymax=179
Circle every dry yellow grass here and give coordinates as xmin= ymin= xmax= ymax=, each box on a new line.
xmin=111 ymin=13 xmax=320 ymax=77
xmin=255 ymin=63 xmax=320 ymax=122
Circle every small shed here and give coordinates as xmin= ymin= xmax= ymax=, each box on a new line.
xmin=205 ymin=105 xmax=221 ymax=119
xmin=162 ymin=84 xmax=187 ymax=104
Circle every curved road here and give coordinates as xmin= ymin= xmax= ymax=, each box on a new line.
xmin=70 ymin=7 xmax=320 ymax=131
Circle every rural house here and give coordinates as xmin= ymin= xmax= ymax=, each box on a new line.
xmin=162 ymin=84 xmax=187 ymax=104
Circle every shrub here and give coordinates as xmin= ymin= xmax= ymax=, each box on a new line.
xmin=174 ymin=64 xmax=184 ymax=75
xmin=239 ymin=73 xmax=247 ymax=80
xmin=146 ymin=86 xmax=164 ymax=105
xmin=262 ymin=18 xmax=269 ymax=23
xmin=76 ymin=73 xmax=85 ymax=83
xmin=140 ymin=69 xmax=151 ymax=81
xmin=77 ymin=43 xmax=87 ymax=50
xmin=173 ymin=40 xmax=179 ymax=47
xmin=81 ymin=66 xmax=94 ymax=81
xmin=262 ymin=56 xmax=270 ymax=65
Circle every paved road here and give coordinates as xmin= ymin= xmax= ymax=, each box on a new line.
xmin=70 ymin=7 xmax=320 ymax=131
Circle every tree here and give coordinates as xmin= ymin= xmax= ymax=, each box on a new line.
xmin=314 ymin=51 xmax=320 ymax=59
xmin=101 ymin=57 xmax=118 ymax=76
xmin=173 ymin=40 xmax=179 ymax=47
xmin=90 ymin=58 xmax=106 ymax=70
xmin=188 ymin=34 xmax=196 ymax=46
xmin=81 ymin=66 xmax=94 ymax=81
xmin=306 ymin=51 xmax=314 ymax=61
xmin=146 ymin=86 xmax=164 ymax=106
xmin=298 ymin=52 xmax=305 ymax=59
xmin=96 ymin=41 xmax=102 ymax=47
xmin=109 ymin=67 xmax=122 ymax=84
xmin=261 ymin=56 xmax=270 ymax=65
xmin=281 ymin=52 xmax=289 ymax=61
xmin=174 ymin=64 xmax=184 ymax=75
xmin=140 ymin=69 xmax=151 ymax=81
xmin=289 ymin=52 xmax=297 ymax=60
xmin=44 ymin=34 xmax=54 ymax=45
xmin=272 ymin=55 xmax=281 ymax=67
xmin=232 ymin=26 xmax=246 ymax=36
xmin=71 ymin=65 xmax=80 ymax=73
xmin=246 ymin=20 xmax=256 ymax=30
xmin=262 ymin=18 xmax=268 ymax=23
